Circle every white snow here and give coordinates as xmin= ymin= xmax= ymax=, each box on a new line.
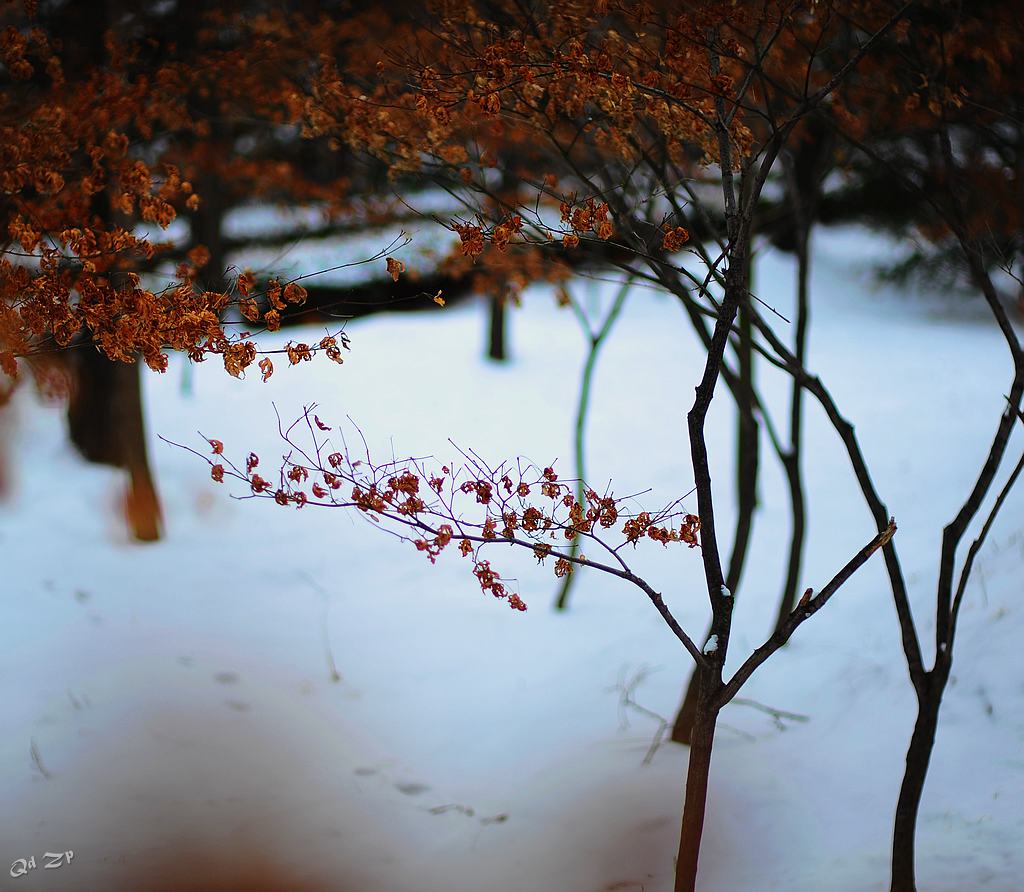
xmin=720 ymin=585 xmax=732 ymax=600
xmin=0 ymin=225 xmax=1021 ymax=891
xmin=703 ymin=635 xmax=720 ymax=655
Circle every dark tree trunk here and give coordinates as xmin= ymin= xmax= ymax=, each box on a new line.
xmin=487 ymin=296 xmax=507 ymax=361
xmin=773 ymin=143 xmax=820 ymax=628
xmin=775 ymin=449 xmax=807 ymax=627
xmin=68 ymin=347 xmax=121 ymax=466
xmin=192 ymin=175 xmax=228 ymax=294
xmin=674 ymin=675 xmax=721 ymax=892
xmin=728 ymin=295 xmax=759 ymax=597
xmin=774 ymin=221 xmax=811 ymax=628
xmin=63 ymin=0 xmax=162 ymax=541
xmin=116 ymin=357 xmax=161 ymax=541
xmin=68 ymin=349 xmax=162 ymax=541
xmin=672 ymin=252 xmax=757 ymax=746
xmin=670 ymin=669 xmax=701 ymax=746
xmin=891 ymin=670 xmax=946 ymax=892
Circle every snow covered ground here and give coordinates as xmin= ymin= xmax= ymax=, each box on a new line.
xmin=1 ymin=228 xmax=1021 ymax=891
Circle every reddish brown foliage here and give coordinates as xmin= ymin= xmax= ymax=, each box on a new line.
xmin=179 ymin=406 xmax=703 ymax=613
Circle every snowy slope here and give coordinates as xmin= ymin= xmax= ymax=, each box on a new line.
xmin=0 ymin=227 xmax=1021 ymax=891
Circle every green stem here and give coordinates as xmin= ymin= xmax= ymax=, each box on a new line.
xmin=555 ymin=278 xmax=632 ymax=610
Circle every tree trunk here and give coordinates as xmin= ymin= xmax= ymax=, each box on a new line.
xmin=63 ymin=0 xmax=163 ymax=542
xmin=774 ymin=221 xmax=810 ymax=628
xmin=773 ymin=130 xmax=827 ymax=626
xmin=116 ymin=357 xmax=161 ymax=541
xmin=64 ymin=183 xmax=163 ymax=541
xmin=68 ymin=349 xmax=162 ymax=541
xmin=890 ymin=673 xmax=944 ymax=892
xmin=487 ymin=296 xmax=507 ymax=361
xmin=672 ymin=255 xmax=756 ymax=746
xmin=675 ymin=680 xmax=721 ymax=892
xmin=728 ymin=297 xmax=759 ymax=596
xmin=670 ymin=666 xmax=701 ymax=745
xmin=194 ymin=166 xmax=229 ymax=293
xmin=68 ymin=346 xmax=120 ymax=465
xmin=774 ymin=451 xmax=807 ymax=628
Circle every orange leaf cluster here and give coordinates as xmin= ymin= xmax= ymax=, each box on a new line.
xmin=194 ymin=408 xmax=704 ymax=614
xmin=0 ymin=6 xmax=362 ymax=393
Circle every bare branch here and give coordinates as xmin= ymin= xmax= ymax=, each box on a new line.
xmin=717 ymin=520 xmax=897 ymax=707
